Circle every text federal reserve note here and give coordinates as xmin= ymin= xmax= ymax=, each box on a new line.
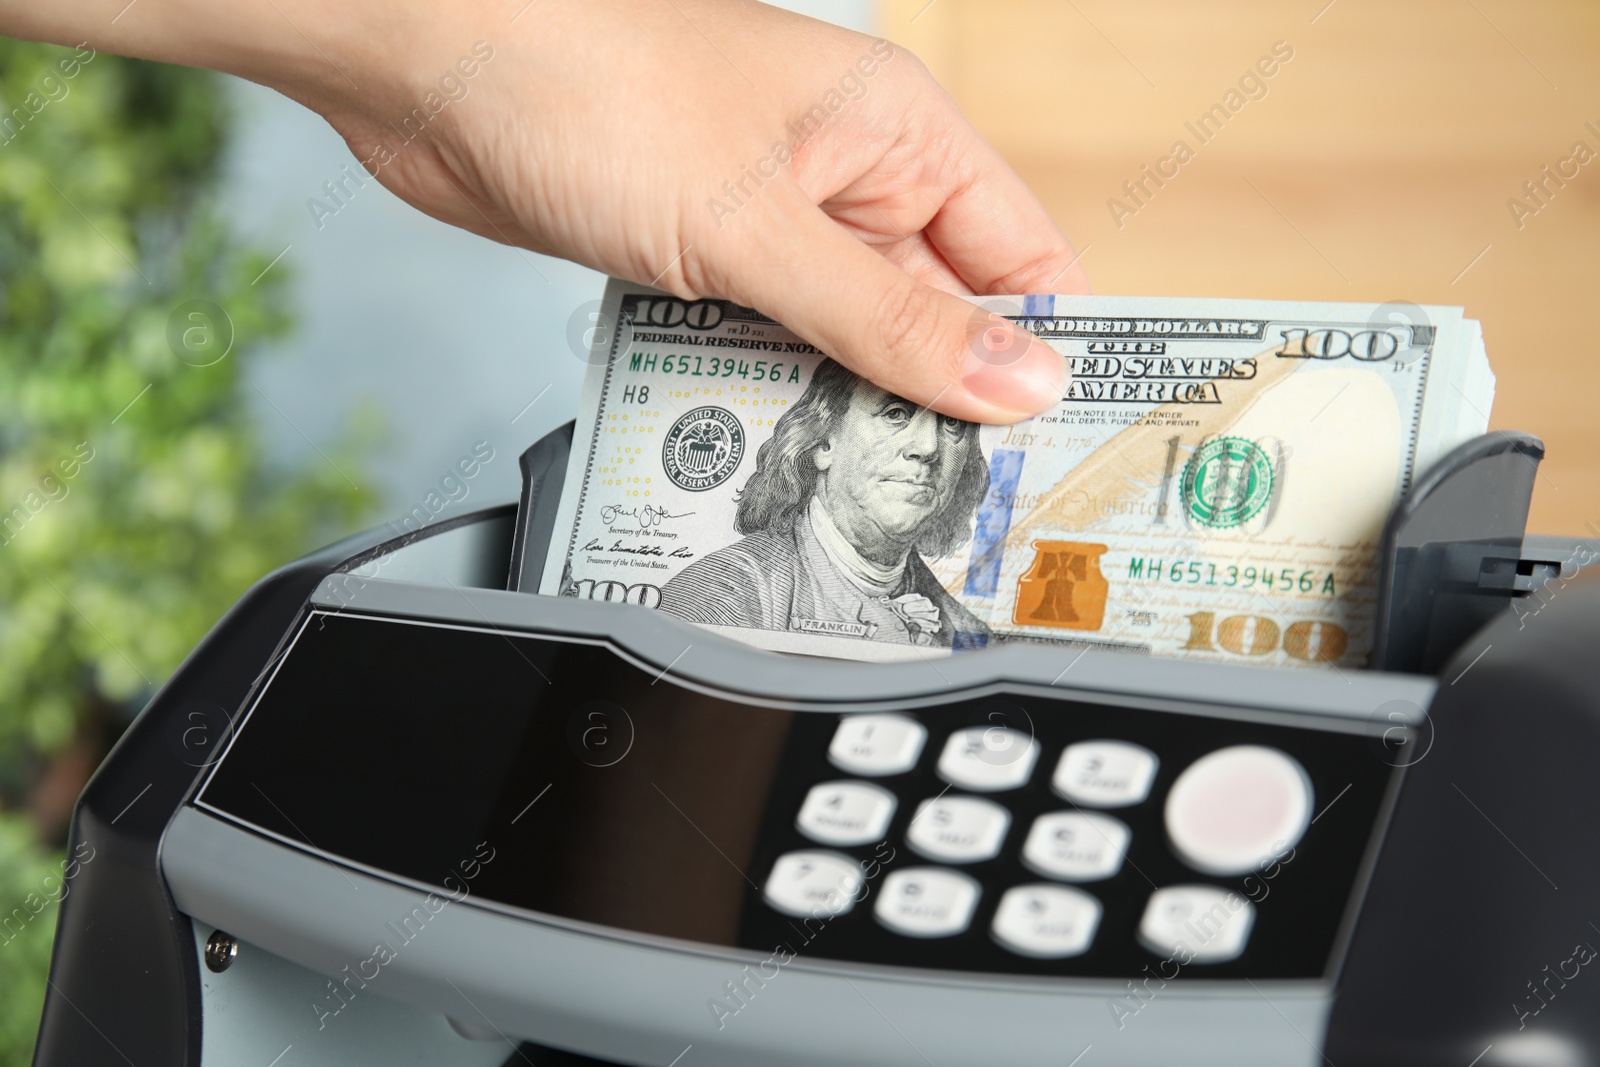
xmin=540 ymin=281 xmax=1492 ymax=669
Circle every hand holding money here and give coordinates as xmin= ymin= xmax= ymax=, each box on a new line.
xmin=316 ymin=0 xmax=1087 ymax=423
xmin=541 ymin=281 xmax=1493 ymax=671
xmin=1 ymin=1 xmax=1084 ymax=423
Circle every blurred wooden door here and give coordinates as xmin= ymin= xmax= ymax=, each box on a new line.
xmin=883 ymin=0 xmax=1600 ymax=534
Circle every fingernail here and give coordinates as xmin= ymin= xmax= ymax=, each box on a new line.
xmin=960 ymin=329 xmax=1068 ymax=417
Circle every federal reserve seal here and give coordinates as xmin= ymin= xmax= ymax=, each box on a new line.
xmin=662 ymin=406 xmax=745 ymax=491
xmin=1181 ymin=436 xmax=1274 ymax=528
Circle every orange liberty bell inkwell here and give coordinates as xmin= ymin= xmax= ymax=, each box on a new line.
xmin=1012 ymin=541 xmax=1110 ymax=631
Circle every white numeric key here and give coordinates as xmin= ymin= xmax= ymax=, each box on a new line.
xmin=992 ymin=885 xmax=1102 ymax=958
xmin=796 ymin=782 xmax=897 ymax=846
xmin=763 ymin=851 xmax=864 ymax=919
xmin=829 ymin=715 xmax=926 ymax=777
xmin=907 ymin=796 xmax=1010 ymax=863
xmin=875 ymin=868 xmax=981 ymax=938
xmin=937 ymin=727 xmax=1040 ymax=792
xmin=1054 ymin=741 xmax=1158 ymax=807
xmin=1138 ymin=885 xmax=1254 ymax=963
xmin=1022 ymin=812 xmax=1129 ymax=881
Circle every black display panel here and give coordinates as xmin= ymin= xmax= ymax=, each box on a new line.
xmin=198 ymin=610 xmax=1397 ymax=980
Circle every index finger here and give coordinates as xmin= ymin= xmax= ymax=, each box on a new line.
xmin=924 ymin=120 xmax=1091 ymax=297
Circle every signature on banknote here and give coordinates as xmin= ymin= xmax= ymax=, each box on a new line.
xmin=600 ymin=503 xmax=695 ymax=530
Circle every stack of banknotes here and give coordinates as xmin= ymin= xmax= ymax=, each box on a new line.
xmin=536 ymin=279 xmax=1493 ymax=670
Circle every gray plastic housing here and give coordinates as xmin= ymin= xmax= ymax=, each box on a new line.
xmin=152 ymin=425 xmax=1598 ymax=1067
xmin=158 ymin=493 xmax=1435 ymax=1067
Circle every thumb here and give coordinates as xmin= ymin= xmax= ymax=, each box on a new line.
xmin=715 ymin=205 xmax=1069 ymax=424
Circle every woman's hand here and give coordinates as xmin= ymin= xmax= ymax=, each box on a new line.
xmin=2 ymin=0 xmax=1088 ymax=422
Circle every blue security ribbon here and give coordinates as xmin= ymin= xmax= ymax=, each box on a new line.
xmin=963 ymin=448 xmax=1026 ymax=598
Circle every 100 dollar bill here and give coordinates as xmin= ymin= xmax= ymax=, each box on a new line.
xmin=539 ymin=282 xmax=1492 ymax=669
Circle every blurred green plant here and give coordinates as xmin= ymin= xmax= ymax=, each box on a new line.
xmin=0 ymin=818 xmax=63 ymax=1063
xmin=0 ymin=38 xmax=373 ymax=1064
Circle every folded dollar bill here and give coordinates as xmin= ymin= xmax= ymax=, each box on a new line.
xmin=539 ymin=280 xmax=1492 ymax=669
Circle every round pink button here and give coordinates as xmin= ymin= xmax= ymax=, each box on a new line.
xmin=1164 ymin=746 xmax=1313 ymax=876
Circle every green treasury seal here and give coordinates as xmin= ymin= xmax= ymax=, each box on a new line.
xmin=1181 ymin=436 xmax=1274 ymax=528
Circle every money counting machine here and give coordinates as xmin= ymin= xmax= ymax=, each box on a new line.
xmin=32 ymin=423 xmax=1600 ymax=1067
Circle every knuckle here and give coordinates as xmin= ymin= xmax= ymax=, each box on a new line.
xmin=990 ymin=245 xmax=1077 ymax=294
xmin=883 ymin=41 xmax=932 ymax=82
xmin=874 ymin=284 xmax=951 ymax=375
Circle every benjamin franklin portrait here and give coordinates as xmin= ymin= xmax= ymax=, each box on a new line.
xmin=658 ymin=360 xmax=991 ymax=648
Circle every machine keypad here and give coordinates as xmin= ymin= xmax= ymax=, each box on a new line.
xmin=935 ymin=726 xmax=1040 ymax=791
xmin=786 ymin=728 xmax=1311 ymax=962
xmin=756 ymin=708 xmax=1381 ymax=981
xmin=796 ymin=782 xmax=898 ymax=847
xmin=875 ymin=867 xmax=982 ymax=938
xmin=906 ymin=796 xmax=1011 ymax=863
